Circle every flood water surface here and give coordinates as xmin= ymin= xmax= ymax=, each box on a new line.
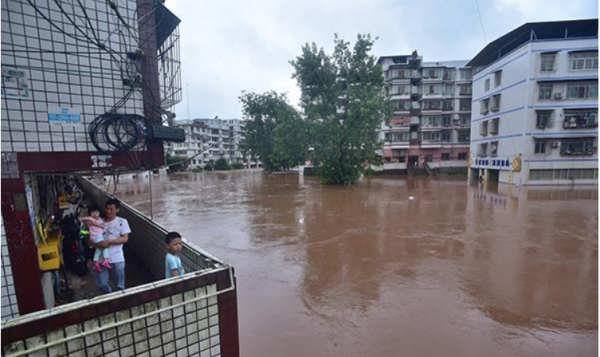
xmin=115 ymin=172 xmax=598 ymax=357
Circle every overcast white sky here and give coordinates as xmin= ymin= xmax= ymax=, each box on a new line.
xmin=167 ymin=0 xmax=598 ymax=120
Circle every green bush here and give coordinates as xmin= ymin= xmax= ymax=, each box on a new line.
xmin=232 ymin=162 xmax=244 ymax=170
xmin=204 ymin=163 xmax=214 ymax=171
xmin=364 ymin=166 xmax=376 ymax=176
xmin=165 ymin=154 xmax=187 ymax=171
xmin=191 ymin=167 xmax=203 ymax=173
xmin=213 ymin=158 xmax=231 ymax=170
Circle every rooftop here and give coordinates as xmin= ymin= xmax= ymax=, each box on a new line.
xmin=422 ymin=60 xmax=470 ymax=68
xmin=467 ymin=19 xmax=598 ymax=68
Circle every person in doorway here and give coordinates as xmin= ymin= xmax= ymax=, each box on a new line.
xmin=93 ymin=198 xmax=131 ymax=294
xmin=79 ymin=205 xmax=110 ymax=272
xmin=165 ymin=231 xmax=185 ymax=279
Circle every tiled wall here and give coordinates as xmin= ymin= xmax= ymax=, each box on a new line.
xmin=1 ymin=0 xmax=144 ymax=152
xmin=1 ymin=215 xmax=19 ymax=320
xmin=2 ymin=276 xmax=226 ymax=356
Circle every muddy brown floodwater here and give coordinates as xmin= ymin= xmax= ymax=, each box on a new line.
xmin=112 ymin=172 xmax=598 ymax=357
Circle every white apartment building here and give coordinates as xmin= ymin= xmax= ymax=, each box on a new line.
xmin=170 ymin=118 xmax=258 ymax=168
xmin=468 ymin=19 xmax=598 ymax=186
xmin=378 ymin=52 xmax=472 ymax=173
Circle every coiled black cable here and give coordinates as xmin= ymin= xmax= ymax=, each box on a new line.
xmin=89 ymin=113 xmax=147 ymax=153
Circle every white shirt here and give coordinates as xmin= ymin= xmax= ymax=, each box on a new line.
xmin=103 ymin=216 xmax=131 ymax=263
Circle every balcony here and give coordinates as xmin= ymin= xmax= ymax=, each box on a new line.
xmin=389 ymin=117 xmax=411 ymax=126
xmin=409 ymin=75 xmax=422 ymax=86
xmin=563 ymin=111 xmax=598 ymax=129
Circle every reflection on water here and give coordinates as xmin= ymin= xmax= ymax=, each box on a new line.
xmin=111 ymin=172 xmax=598 ymax=357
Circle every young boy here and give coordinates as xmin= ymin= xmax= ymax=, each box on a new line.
xmin=165 ymin=231 xmax=185 ymax=278
xmin=80 ymin=205 xmax=111 ymax=272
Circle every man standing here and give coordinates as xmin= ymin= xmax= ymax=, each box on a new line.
xmin=94 ymin=198 xmax=131 ymax=294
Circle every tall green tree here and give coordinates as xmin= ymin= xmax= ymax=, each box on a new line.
xmin=239 ymin=91 xmax=306 ymax=172
xmin=290 ymin=34 xmax=387 ymax=185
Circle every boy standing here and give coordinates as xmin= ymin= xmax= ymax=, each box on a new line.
xmin=93 ymin=198 xmax=131 ymax=294
xmin=165 ymin=231 xmax=185 ymax=278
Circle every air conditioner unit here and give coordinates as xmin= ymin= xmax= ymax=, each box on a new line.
xmin=554 ymin=92 xmax=563 ymax=100
xmin=551 ymin=141 xmax=560 ymax=148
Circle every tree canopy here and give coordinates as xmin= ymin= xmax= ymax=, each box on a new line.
xmin=290 ymin=34 xmax=387 ymax=184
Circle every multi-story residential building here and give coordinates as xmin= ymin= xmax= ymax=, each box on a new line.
xmin=378 ymin=52 xmax=472 ymax=172
xmin=468 ymin=19 xmax=598 ymax=186
xmin=171 ymin=118 xmax=258 ymax=168
xmin=0 ymin=3 xmax=241 ymax=355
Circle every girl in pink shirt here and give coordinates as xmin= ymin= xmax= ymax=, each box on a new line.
xmin=80 ymin=205 xmax=111 ymax=272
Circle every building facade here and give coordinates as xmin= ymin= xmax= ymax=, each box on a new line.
xmin=378 ymin=52 xmax=472 ymax=171
xmin=468 ymin=19 xmax=598 ymax=186
xmin=171 ymin=118 xmax=259 ymax=168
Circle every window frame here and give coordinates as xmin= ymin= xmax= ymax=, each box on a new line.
xmin=490 ymin=94 xmax=501 ymax=112
xmin=540 ymin=53 xmax=556 ymax=72
xmin=569 ymin=51 xmax=599 ymax=70
xmin=534 ymin=139 xmax=547 ymax=155
xmin=494 ymin=70 xmax=502 ymax=87
xmin=538 ymin=84 xmax=553 ymax=100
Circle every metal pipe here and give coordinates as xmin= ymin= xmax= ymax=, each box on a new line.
xmin=5 ymin=266 xmax=235 ymax=357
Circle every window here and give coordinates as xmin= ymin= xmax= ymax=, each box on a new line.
xmin=444 ymin=84 xmax=455 ymax=96
xmin=560 ymin=138 xmax=596 ymax=156
xmin=427 ymin=84 xmax=442 ymax=95
xmin=459 ymin=84 xmax=472 ymax=96
xmin=530 ymin=169 xmax=598 ymax=180
xmin=563 ymin=109 xmax=598 ymax=129
xmin=490 ymin=118 xmax=499 ymax=135
xmin=390 ymin=85 xmax=409 ymax=95
xmin=421 ymin=132 xmax=440 ymax=141
xmin=538 ymin=84 xmax=553 ymax=100
xmin=490 ymin=141 xmax=498 ymax=157
xmin=566 ymin=83 xmax=598 ymax=99
xmin=443 ymin=69 xmax=453 ymax=80
xmin=491 ymin=94 xmax=501 ymax=112
xmin=387 ymin=132 xmax=410 ymax=142
xmin=458 ymin=152 xmax=468 ymax=160
xmin=529 ymin=169 xmax=554 ymax=180
xmin=534 ymin=139 xmax=547 ymax=154
xmin=442 ymin=115 xmax=452 ymax=127
xmin=424 ymin=68 xmax=440 ymax=79
xmin=458 ymin=131 xmax=470 ymax=142
xmin=535 ymin=110 xmax=553 ymax=129
xmin=459 ymin=114 xmax=470 ymax=126
xmin=459 ymin=69 xmax=472 ymax=80
xmin=441 ymin=131 xmax=451 ymax=142
xmin=569 ymin=51 xmax=598 ymax=70
xmin=540 ymin=53 xmax=556 ymax=71
xmin=478 ymin=143 xmax=488 ymax=157
xmin=442 ymin=100 xmax=453 ymax=111
xmin=441 ymin=153 xmax=451 ymax=160
xmin=423 ymin=116 xmax=441 ymax=127
xmin=479 ymin=121 xmax=488 ymax=136
xmin=423 ymin=101 xmax=441 ymax=110
xmin=392 ymin=101 xmax=411 ymax=111
xmin=484 ymin=78 xmax=490 ymax=91
xmin=480 ymin=99 xmax=489 ymax=114
xmin=494 ymin=70 xmax=502 ymax=87
xmin=459 ymin=99 xmax=471 ymax=111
